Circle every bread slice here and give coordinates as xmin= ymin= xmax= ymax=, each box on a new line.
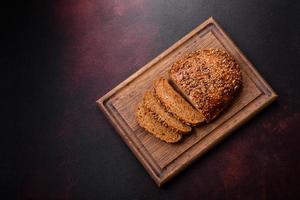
xmin=153 ymin=77 xmax=205 ymax=125
xmin=135 ymin=102 xmax=182 ymax=143
xmin=143 ymin=90 xmax=191 ymax=133
xmin=169 ymin=49 xmax=242 ymax=122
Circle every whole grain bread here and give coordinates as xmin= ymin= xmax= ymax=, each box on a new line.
xmin=153 ymin=77 xmax=205 ymax=125
xmin=143 ymin=90 xmax=191 ymax=133
xmin=135 ymin=102 xmax=182 ymax=143
xmin=169 ymin=49 xmax=242 ymax=122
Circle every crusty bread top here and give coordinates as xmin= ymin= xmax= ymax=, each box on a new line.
xmin=170 ymin=49 xmax=242 ymax=122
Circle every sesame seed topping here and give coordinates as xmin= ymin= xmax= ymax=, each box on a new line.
xmin=170 ymin=49 xmax=242 ymax=121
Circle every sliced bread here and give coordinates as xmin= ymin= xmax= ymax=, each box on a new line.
xmin=135 ymin=102 xmax=182 ymax=143
xmin=153 ymin=77 xmax=205 ymax=125
xmin=143 ymin=90 xmax=191 ymax=133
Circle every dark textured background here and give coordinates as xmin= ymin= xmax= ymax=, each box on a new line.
xmin=5 ymin=0 xmax=300 ymax=199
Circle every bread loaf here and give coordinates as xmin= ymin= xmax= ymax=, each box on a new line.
xmin=135 ymin=48 xmax=242 ymax=143
xmin=170 ymin=49 xmax=242 ymax=122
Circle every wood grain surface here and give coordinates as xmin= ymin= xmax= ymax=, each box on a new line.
xmin=98 ymin=17 xmax=277 ymax=186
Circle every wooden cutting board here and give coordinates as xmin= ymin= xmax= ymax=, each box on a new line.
xmin=96 ymin=17 xmax=278 ymax=186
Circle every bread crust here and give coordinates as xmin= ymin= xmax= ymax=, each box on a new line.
xmin=170 ymin=49 xmax=242 ymax=122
